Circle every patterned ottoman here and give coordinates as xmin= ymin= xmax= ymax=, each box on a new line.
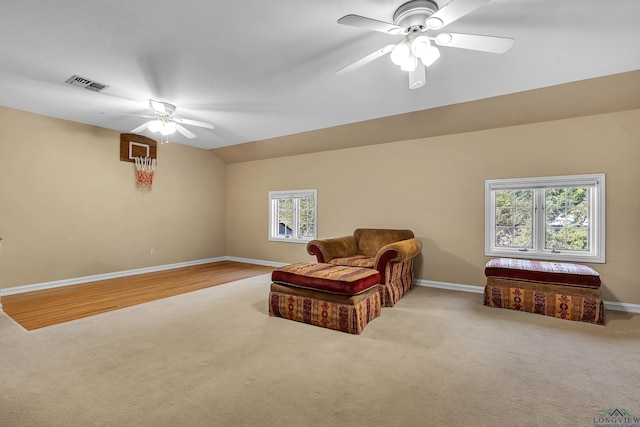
xmin=269 ymin=263 xmax=381 ymax=334
xmin=484 ymin=258 xmax=604 ymax=325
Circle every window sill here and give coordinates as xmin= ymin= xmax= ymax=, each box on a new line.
xmin=485 ymin=249 xmax=605 ymax=264
xmin=268 ymin=237 xmax=312 ymax=244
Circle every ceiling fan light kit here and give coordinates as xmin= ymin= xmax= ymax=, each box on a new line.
xmin=390 ymin=40 xmax=412 ymax=66
xmin=130 ymin=99 xmax=215 ymax=143
xmin=391 ymin=32 xmax=442 ymax=74
xmin=160 ymin=121 xmax=176 ymax=136
xmin=421 ymin=45 xmax=441 ymax=67
xmin=410 ymin=35 xmax=431 ymax=57
xmin=400 ymin=55 xmax=419 ymax=72
xmin=147 ymin=119 xmax=176 ymax=136
xmin=336 ymin=0 xmax=514 ymax=89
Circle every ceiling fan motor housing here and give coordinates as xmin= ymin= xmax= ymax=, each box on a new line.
xmin=393 ymin=0 xmax=438 ymax=30
xmin=149 ymin=99 xmax=176 ymax=117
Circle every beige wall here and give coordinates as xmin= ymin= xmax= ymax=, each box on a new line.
xmin=2 ymin=106 xmax=639 ymax=306
xmin=0 ymin=107 xmax=227 ymax=289
xmin=226 ymin=109 xmax=640 ymax=304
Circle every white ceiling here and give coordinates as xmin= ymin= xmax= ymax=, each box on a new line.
xmin=1 ymin=0 xmax=639 ymax=150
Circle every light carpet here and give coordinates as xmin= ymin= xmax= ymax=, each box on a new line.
xmin=1 ymin=274 xmax=639 ymax=427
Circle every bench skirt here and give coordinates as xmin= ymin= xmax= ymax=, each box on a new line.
xmin=484 ymin=276 xmax=604 ymax=325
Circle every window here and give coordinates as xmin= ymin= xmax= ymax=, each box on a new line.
xmin=269 ymin=189 xmax=317 ymax=243
xmin=485 ymin=174 xmax=605 ymax=263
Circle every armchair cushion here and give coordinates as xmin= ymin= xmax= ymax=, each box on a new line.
xmin=272 ymin=262 xmax=381 ymax=295
xmin=354 ymin=229 xmax=416 ymax=257
xmin=329 ymin=255 xmax=374 ymax=268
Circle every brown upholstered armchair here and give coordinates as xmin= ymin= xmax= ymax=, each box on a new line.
xmin=307 ymin=229 xmax=422 ymax=307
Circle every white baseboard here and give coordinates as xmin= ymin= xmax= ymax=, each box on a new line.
xmin=2 ymin=258 xmax=639 ymax=315
xmin=225 ymin=257 xmax=287 ymax=268
xmin=415 ymin=279 xmax=484 ymax=294
xmin=600 ymin=301 xmax=640 ymax=314
xmin=415 ymin=279 xmax=640 ymax=314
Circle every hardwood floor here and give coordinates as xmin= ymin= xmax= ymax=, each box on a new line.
xmin=1 ymin=261 xmax=274 ymax=331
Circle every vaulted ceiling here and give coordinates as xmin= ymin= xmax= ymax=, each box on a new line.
xmin=1 ymin=0 xmax=639 ymax=155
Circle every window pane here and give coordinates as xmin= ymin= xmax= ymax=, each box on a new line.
xmin=546 ymin=227 xmax=566 ymax=250
xmin=495 ymin=190 xmax=513 ymax=207
xmin=277 ymin=199 xmax=292 ymax=213
xmin=514 ymin=208 xmax=531 ymax=227
xmin=514 ymin=227 xmax=532 ymax=248
xmin=545 ymin=187 xmax=590 ymax=251
xmin=277 ymin=199 xmax=293 ymax=236
xmin=496 ymin=227 xmax=513 ymax=247
xmin=299 ymin=224 xmax=313 ymax=237
xmin=494 ymin=190 xmax=532 ymax=248
xmin=296 ymin=197 xmax=315 ymax=238
xmin=566 ymin=187 xmax=587 ymax=207
xmin=545 ymin=188 xmax=565 ymax=206
xmin=496 ymin=208 xmax=513 ymax=226
xmin=514 ymin=190 xmax=532 ymax=207
xmin=569 ymin=207 xmax=588 ymax=227
xmin=546 ymin=206 xmax=564 ymax=225
xmin=567 ymin=228 xmax=588 ymax=250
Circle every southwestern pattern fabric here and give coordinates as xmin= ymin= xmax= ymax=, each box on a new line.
xmin=269 ymin=287 xmax=381 ymax=334
xmin=485 ymin=258 xmax=601 ymax=288
xmin=483 ymin=282 xmax=604 ymax=325
xmin=381 ymin=258 xmax=414 ymax=307
xmin=272 ymin=263 xmax=380 ymax=295
xmin=329 ymin=255 xmax=375 ymax=268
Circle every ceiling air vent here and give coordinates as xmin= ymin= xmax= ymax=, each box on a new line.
xmin=64 ymin=75 xmax=109 ymax=92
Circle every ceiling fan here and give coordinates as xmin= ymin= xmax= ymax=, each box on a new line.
xmin=131 ymin=99 xmax=215 ymax=140
xmin=336 ymin=0 xmax=514 ymax=89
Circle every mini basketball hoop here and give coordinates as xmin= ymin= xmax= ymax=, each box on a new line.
xmin=134 ymin=156 xmax=156 ymax=190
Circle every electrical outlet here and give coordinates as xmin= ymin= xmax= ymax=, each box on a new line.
xmin=150 ymin=248 xmax=155 ymax=256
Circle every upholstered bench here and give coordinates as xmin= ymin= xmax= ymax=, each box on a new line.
xmin=269 ymin=262 xmax=381 ymax=334
xmin=483 ymin=258 xmax=604 ymax=325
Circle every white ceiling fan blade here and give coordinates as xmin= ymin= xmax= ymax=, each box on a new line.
xmin=426 ymin=0 xmax=490 ymax=29
xmin=338 ymin=14 xmax=405 ymax=35
xmin=131 ymin=121 xmax=152 ymax=133
xmin=175 ymin=124 xmax=196 ymax=139
xmin=408 ymin=63 xmax=426 ymax=90
xmin=173 ymin=117 xmax=215 ymax=129
xmin=434 ymin=33 xmax=514 ymax=53
xmin=121 ymin=114 xmax=155 ymax=119
xmin=336 ymin=44 xmax=395 ymax=75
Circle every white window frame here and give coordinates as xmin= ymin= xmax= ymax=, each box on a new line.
xmin=268 ymin=189 xmax=317 ymax=243
xmin=485 ymin=174 xmax=605 ymax=263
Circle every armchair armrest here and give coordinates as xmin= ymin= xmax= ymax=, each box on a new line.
xmin=307 ymin=236 xmax=358 ymax=263
xmin=374 ymin=238 xmax=423 ymax=272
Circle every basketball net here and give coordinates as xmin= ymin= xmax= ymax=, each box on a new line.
xmin=134 ymin=156 xmax=156 ymax=191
